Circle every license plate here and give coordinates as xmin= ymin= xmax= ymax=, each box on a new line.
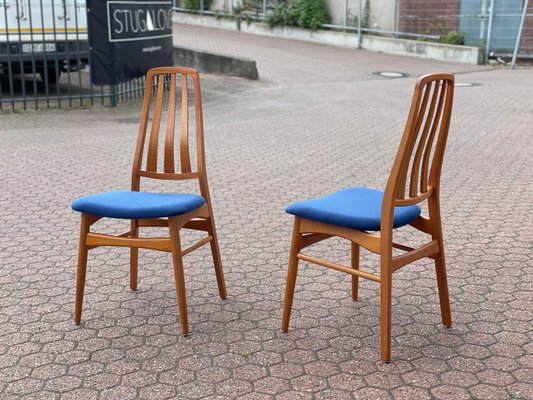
xmin=22 ymin=43 xmax=56 ymax=53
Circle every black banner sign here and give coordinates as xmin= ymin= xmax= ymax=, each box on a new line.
xmin=87 ymin=0 xmax=173 ymax=85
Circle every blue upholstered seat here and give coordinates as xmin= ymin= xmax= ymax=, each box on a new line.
xmin=286 ymin=187 xmax=421 ymax=231
xmin=71 ymin=191 xmax=206 ymax=219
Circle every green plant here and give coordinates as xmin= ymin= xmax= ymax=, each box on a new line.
xmin=183 ymin=0 xmax=210 ymax=11
xmin=233 ymin=2 xmax=254 ymax=31
xmin=440 ymin=30 xmax=466 ymax=45
xmin=267 ymin=1 xmax=294 ymax=28
xmin=267 ymin=0 xmax=330 ymax=30
xmin=290 ymin=0 xmax=331 ymax=29
xmin=416 ymin=30 xmax=467 ymax=46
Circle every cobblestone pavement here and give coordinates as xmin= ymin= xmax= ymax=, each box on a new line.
xmin=1 ymin=24 xmax=532 ymax=400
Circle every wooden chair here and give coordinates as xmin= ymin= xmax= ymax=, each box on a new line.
xmin=281 ymin=73 xmax=455 ymax=362
xmin=71 ymin=67 xmax=226 ymax=334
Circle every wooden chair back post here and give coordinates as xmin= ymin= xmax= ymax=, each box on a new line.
xmin=130 ymin=67 xmax=209 ymax=197
xmin=382 ymin=73 xmax=455 ymax=232
xmin=191 ymin=72 xmax=212 ymax=203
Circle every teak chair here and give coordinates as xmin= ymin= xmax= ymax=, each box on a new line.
xmin=281 ymin=73 xmax=455 ymax=362
xmin=71 ymin=67 xmax=226 ymax=334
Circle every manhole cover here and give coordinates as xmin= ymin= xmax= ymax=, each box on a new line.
xmin=375 ymin=71 xmax=408 ymax=78
xmin=454 ymin=82 xmax=481 ymax=87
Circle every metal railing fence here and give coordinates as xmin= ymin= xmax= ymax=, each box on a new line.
xmin=0 ymin=0 xmax=145 ymax=112
xmin=174 ymin=0 xmax=533 ymax=64
xmin=1 ymin=0 xmax=531 ymax=112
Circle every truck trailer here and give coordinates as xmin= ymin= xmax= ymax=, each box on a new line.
xmin=0 ymin=0 xmax=89 ymax=83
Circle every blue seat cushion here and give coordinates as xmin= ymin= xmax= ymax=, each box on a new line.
xmin=71 ymin=191 xmax=206 ymax=219
xmin=286 ymin=187 xmax=421 ymax=231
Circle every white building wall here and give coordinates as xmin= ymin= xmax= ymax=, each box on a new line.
xmin=200 ymin=0 xmax=397 ymax=32
xmin=295 ymin=0 xmax=397 ymax=32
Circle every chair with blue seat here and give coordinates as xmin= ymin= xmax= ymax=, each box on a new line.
xmin=71 ymin=67 xmax=226 ymax=334
xmin=281 ymin=73 xmax=455 ymax=362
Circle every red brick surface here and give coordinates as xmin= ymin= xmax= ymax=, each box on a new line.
xmin=1 ymin=24 xmax=532 ymax=399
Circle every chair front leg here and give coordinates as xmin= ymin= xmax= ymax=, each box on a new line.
xmin=351 ymin=242 xmax=360 ymax=301
xmin=130 ymin=219 xmax=139 ymax=291
xmin=281 ymin=218 xmax=302 ymax=332
xmin=74 ymin=213 xmax=91 ymax=324
xmin=380 ymin=250 xmax=393 ymax=362
xmin=206 ymin=214 xmax=227 ymax=300
xmin=168 ymin=216 xmax=189 ymax=335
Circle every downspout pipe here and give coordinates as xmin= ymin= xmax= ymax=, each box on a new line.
xmin=485 ymin=0 xmax=495 ymax=62
xmin=511 ymin=0 xmax=529 ymax=69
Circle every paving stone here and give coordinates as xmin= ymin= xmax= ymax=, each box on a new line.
xmin=1 ymin=21 xmax=532 ymax=400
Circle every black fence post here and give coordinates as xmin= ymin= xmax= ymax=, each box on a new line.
xmin=110 ymin=84 xmax=117 ymax=107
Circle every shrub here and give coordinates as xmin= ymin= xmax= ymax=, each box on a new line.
xmin=440 ymin=30 xmax=466 ymax=45
xmin=183 ymin=0 xmax=210 ymax=11
xmin=267 ymin=0 xmax=330 ymax=30
xmin=290 ymin=0 xmax=330 ymax=29
xmin=268 ymin=1 xmax=295 ymax=28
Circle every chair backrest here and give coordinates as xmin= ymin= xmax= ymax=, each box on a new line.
xmin=131 ymin=67 xmax=208 ymax=194
xmin=385 ymin=73 xmax=455 ymax=209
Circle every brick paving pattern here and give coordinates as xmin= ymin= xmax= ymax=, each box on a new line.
xmin=1 ymin=24 xmax=532 ymax=399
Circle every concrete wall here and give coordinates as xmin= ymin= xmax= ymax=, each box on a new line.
xmin=174 ymin=13 xmax=484 ymax=64
xmin=297 ymin=0 xmax=397 ymax=31
xmin=179 ymin=0 xmax=397 ymax=31
xmin=173 ymin=47 xmax=259 ymax=79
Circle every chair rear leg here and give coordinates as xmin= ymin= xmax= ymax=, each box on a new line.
xmin=74 ymin=213 xmax=91 ymax=324
xmin=169 ymin=217 xmax=189 ymax=335
xmin=428 ymin=198 xmax=452 ymax=327
xmin=207 ymin=216 xmax=227 ymax=299
xmin=351 ymin=243 xmax=360 ymax=301
xmin=130 ymin=220 xmax=138 ymax=291
xmin=435 ymin=244 xmax=452 ymax=327
xmin=281 ymin=218 xmax=302 ymax=332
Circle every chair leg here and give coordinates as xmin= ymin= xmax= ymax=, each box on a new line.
xmin=428 ymin=196 xmax=452 ymax=328
xmin=168 ymin=217 xmax=189 ymax=335
xmin=207 ymin=216 xmax=227 ymax=300
xmin=435 ymin=243 xmax=452 ymax=327
xmin=380 ymin=256 xmax=393 ymax=362
xmin=351 ymin=242 xmax=360 ymax=301
xmin=130 ymin=220 xmax=138 ymax=291
xmin=74 ymin=213 xmax=91 ymax=325
xmin=281 ymin=218 xmax=302 ymax=333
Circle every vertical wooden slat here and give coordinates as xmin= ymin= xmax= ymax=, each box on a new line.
xmin=164 ymin=74 xmax=177 ymax=173
xmin=146 ymin=75 xmax=165 ymax=172
xmin=131 ymin=72 xmax=155 ymax=191
xmin=420 ymin=81 xmax=448 ymax=193
xmin=396 ymin=83 xmax=432 ymax=199
xmin=409 ymin=81 xmax=440 ymax=197
xmin=180 ymin=74 xmax=192 ymax=173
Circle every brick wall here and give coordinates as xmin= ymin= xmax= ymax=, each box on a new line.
xmin=519 ymin=4 xmax=533 ymax=54
xmin=398 ymin=0 xmax=461 ymax=35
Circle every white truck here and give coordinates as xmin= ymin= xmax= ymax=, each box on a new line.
xmin=0 ymin=0 xmax=89 ymax=83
